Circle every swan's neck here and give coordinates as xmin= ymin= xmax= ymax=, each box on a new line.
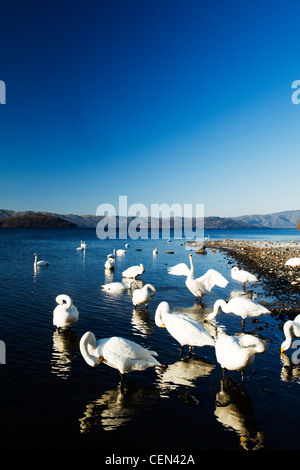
xmin=155 ymin=302 xmax=169 ymax=327
xmin=214 ymin=299 xmax=227 ymax=314
xmin=282 ymin=321 xmax=297 ymax=351
xmin=189 ymin=257 xmax=195 ymax=280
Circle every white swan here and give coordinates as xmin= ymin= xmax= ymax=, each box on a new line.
xmin=132 ymin=284 xmax=156 ymax=308
xmin=281 ymin=314 xmax=300 ymax=354
xmin=79 ymin=331 xmax=160 ymax=386
xmin=155 ymin=301 xmax=215 ymax=358
xmin=53 ymin=294 xmax=79 ymax=330
xmin=116 ymin=249 xmax=126 ymax=255
xmin=215 ymin=331 xmax=265 ymax=379
xmin=153 ymin=248 xmax=158 ymax=255
xmin=105 ymin=255 xmax=115 ymax=270
xmin=206 ymin=297 xmax=270 ymax=329
xmin=33 ymin=253 xmax=49 ymax=267
xmin=101 ymin=282 xmax=128 ymax=293
xmin=122 ymin=263 xmax=145 ymax=279
xmin=285 ymin=257 xmax=300 ymax=267
xmin=81 ymin=241 xmax=86 ymax=249
xmin=231 ymin=267 xmax=258 ymax=286
xmin=168 ymin=254 xmax=228 ymax=300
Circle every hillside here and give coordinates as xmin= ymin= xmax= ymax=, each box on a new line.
xmin=0 ymin=213 xmax=77 ymax=228
xmin=232 ymin=209 xmax=300 ymax=229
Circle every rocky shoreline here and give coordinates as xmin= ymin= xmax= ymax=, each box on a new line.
xmin=192 ymin=239 xmax=300 ymax=319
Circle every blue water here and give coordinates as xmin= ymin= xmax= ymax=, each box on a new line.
xmin=0 ymin=227 xmax=299 ymax=452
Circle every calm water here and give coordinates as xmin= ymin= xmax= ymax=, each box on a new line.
xmin=0 ymin=227 xmax=299 ymax=452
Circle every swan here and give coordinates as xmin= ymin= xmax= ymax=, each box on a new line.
xmin=53 ymin=294 xmax=79 ymax=330
xmin=280 ymin=314 xmax=300 ymax=354
xmin=215 ymin=331 xmax=266 ymax=379
xmin=79 ymin=331 xmax=160 ymax=387
xmin=132 ymin=284 xmax=156 ymax=309
xmin=206 ymin=297 xmax=270 ymax=330
xmin=116 ymin=249 xmax=126 ymax=255
xmin=153 ymin=248 xmax=158 ymax=255
xmin=101 ymin=282 xmax=128 ymax=293
xmin=33 ymin=253 xmax=49 ymax=267
xmin=168 ymin=254 xmax=228 ymax=300
xmin=125 ymin=243 xmax=130 ymax=248
xmin=122 ymin=263 xmax=145 ymax=279
xmin=81 ymin=241 xmax=86 ymax=249
xmin=105 ymin=255 xmax=115 ymax=270
xmin=155 ymin=301 xmax=215 ymax=358
xmin=285 ymin=257 xmax=300 ymax=267
xmin=231 ymin=267 xmax=258 ymax=286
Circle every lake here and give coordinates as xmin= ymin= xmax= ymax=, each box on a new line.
xmin=0 ymin=227 xmax=299 ymax=452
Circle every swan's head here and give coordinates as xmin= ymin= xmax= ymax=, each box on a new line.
xmin=189 ymin=253 xmax=193 ymax=258
xmin=155 ymin=301 xmax=169 ymax=328
xmin=281 ymin=320 xmax=294 ymax=354
xmin=231 ymin=266 xmax=239 ymax=273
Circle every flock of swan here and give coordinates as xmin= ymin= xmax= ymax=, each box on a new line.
xmin=34 ymin=243 xmax=300 ymax=389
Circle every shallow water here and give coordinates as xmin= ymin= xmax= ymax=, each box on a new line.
xmin=0 ymin=228 xmax=299 ymax=452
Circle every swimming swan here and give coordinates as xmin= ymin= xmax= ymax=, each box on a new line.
xmin=122 ymin=263 xmax=145 ymax=279
xmin=281 ymin=314 xmax=300 ymax=354
xmin=155 ymin=301 xmax=215 ymax=358
xmin=33 ymin=253 xmax=49 ymax=267
xmin=206 ymin=297 xmax=270 ymax=330
xmin=53 ymin=294 xmax=79 ymax=330
xmin=231 ymin=267 xmax=258 ymax=286
xmin=168 ymin=254 xmax=228 ymax=300
xmin=215 ymin=331 xmax=266 ymax=379
xmin=132 ymin=284 xmax=156 ymax=308
xmin=105 ymin=255 xmax=115 ymax=270
xmin=79 ymin=331 xmax=160 ymax=386
xmin=101 ymin=282 xmax=128 ymax=293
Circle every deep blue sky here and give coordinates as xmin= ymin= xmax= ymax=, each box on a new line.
xmin=1 ymin=0 xmax=300 ymax=217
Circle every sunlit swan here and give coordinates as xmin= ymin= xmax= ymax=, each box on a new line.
xmin=153 ymin=248 xmax=158 ymax=255
xmin=105 ymin=255 xmax=115 ymax=270
xmin=168 ymin=254 xmax=228 ymax=300
xmin=101 ymin=282 xmax=128 ymax=293
xmin=116 ymin=249 xmax=126 ymax=255
xmin=132 ymin=284 xmax=156 ymax=309
xmin=285 ymin=257 xmax=300 ymax=267
xmin=79 ymin=331 xmax=160 ymax=387
xmin=53 ymin=294 xmax=79 ymax=330
xmin=215 ymin=332 xmax=265 ymax=379
xmin=81 ymin=241 xmax=86 ymax=249
xmin=206 ymin=297 xmax=270 ymax=330
xmin=281 ymin=314 xmax=300 ymax=354
xmin=33 ymin=253 xmax=49 ymax=267
xmin=125 ymin=243 xmax=130 ymax=248
xmin=231 ymin=267 xmax=258 ymax=286
xmin=155 ymin=301 xmax=215 ymax=358
xmin=122 ymin=263 xmax=145 ymax=279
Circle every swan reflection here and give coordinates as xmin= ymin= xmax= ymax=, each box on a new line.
xmin=79 ymin=383 xmax=157 ymax=433
xmin=156 ymin=357 xmax=215 ymax=394
xmin=214 ymin=376 xmax=264 ymax=450
xmin=51 ymin=329 xmax=79 ymax=379
xmin=131 ymin=308 xmax=155 ymax=337
xmin=280 ymin=353 xmax=300 ymax=383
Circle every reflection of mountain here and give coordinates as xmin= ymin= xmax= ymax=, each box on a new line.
xmin=51 ymin=330 xmax=79 ymax=379
xmin=214 ymin=376 xmax=264 ymax=450
xmin=79 ymin=383 xmax=157 ymax=432
xmin=156 ymin=357 xmax=215 ymax=394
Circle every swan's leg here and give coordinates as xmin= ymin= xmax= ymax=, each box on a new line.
xmin=180 ymin=345 xmax=184 ymax=358
xmin=188 ymin=346 xmax=194 ymax=358
xmin=119 ymin=372 xmax=125 ymax=392
xmin=241 ymin=318 xmax=245 ymax=332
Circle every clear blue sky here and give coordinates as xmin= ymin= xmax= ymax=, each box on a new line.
xmin=1 ymin=0 xmax=300 ymax=217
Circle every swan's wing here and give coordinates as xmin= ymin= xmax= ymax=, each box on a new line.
xmin=168 ymin=263 xmax=190 ymax=277
xmin=196 ymin=269 xmax=228 ymax=292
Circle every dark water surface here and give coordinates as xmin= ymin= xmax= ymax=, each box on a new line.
xmin=0 ymin=228 xmax=299 ymax=452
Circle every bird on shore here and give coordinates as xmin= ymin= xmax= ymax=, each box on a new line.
xmin=53 ymin=294 xmax=79 ymax=330
xmin=280 ymin=314 xmax=300 ymax=354
xmin=231 ymin=267 xmax=258 ymax=288
xmin=155 ymin=301 xmax=215 ymax=358
xmin=168 ymin=254 xmax=228 ymax=301
xmin=33 ymin=253 xmax=49 ymax=268
xmin=79 ymin=331 xmax=160 ymax=389
xmin=285 ymin=257 xmax=300 ymax=267
xmin=206 ymin=297 xmax=270 ymax=331
xmin=132 ymin=283 xmax=156 ymax=309
xmin=122 ymin=263 xmax=145 ymax=279
xmin=215 ymin=331 xmax=266 ymax=380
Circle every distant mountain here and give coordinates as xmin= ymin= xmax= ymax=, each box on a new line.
xmin=0 ymin=208 xmax=299 ymax=229
xmin=0 ymin=213 xmax=77 ymax=228
xmin=231 ymin=209 xmax=300 ymax=229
